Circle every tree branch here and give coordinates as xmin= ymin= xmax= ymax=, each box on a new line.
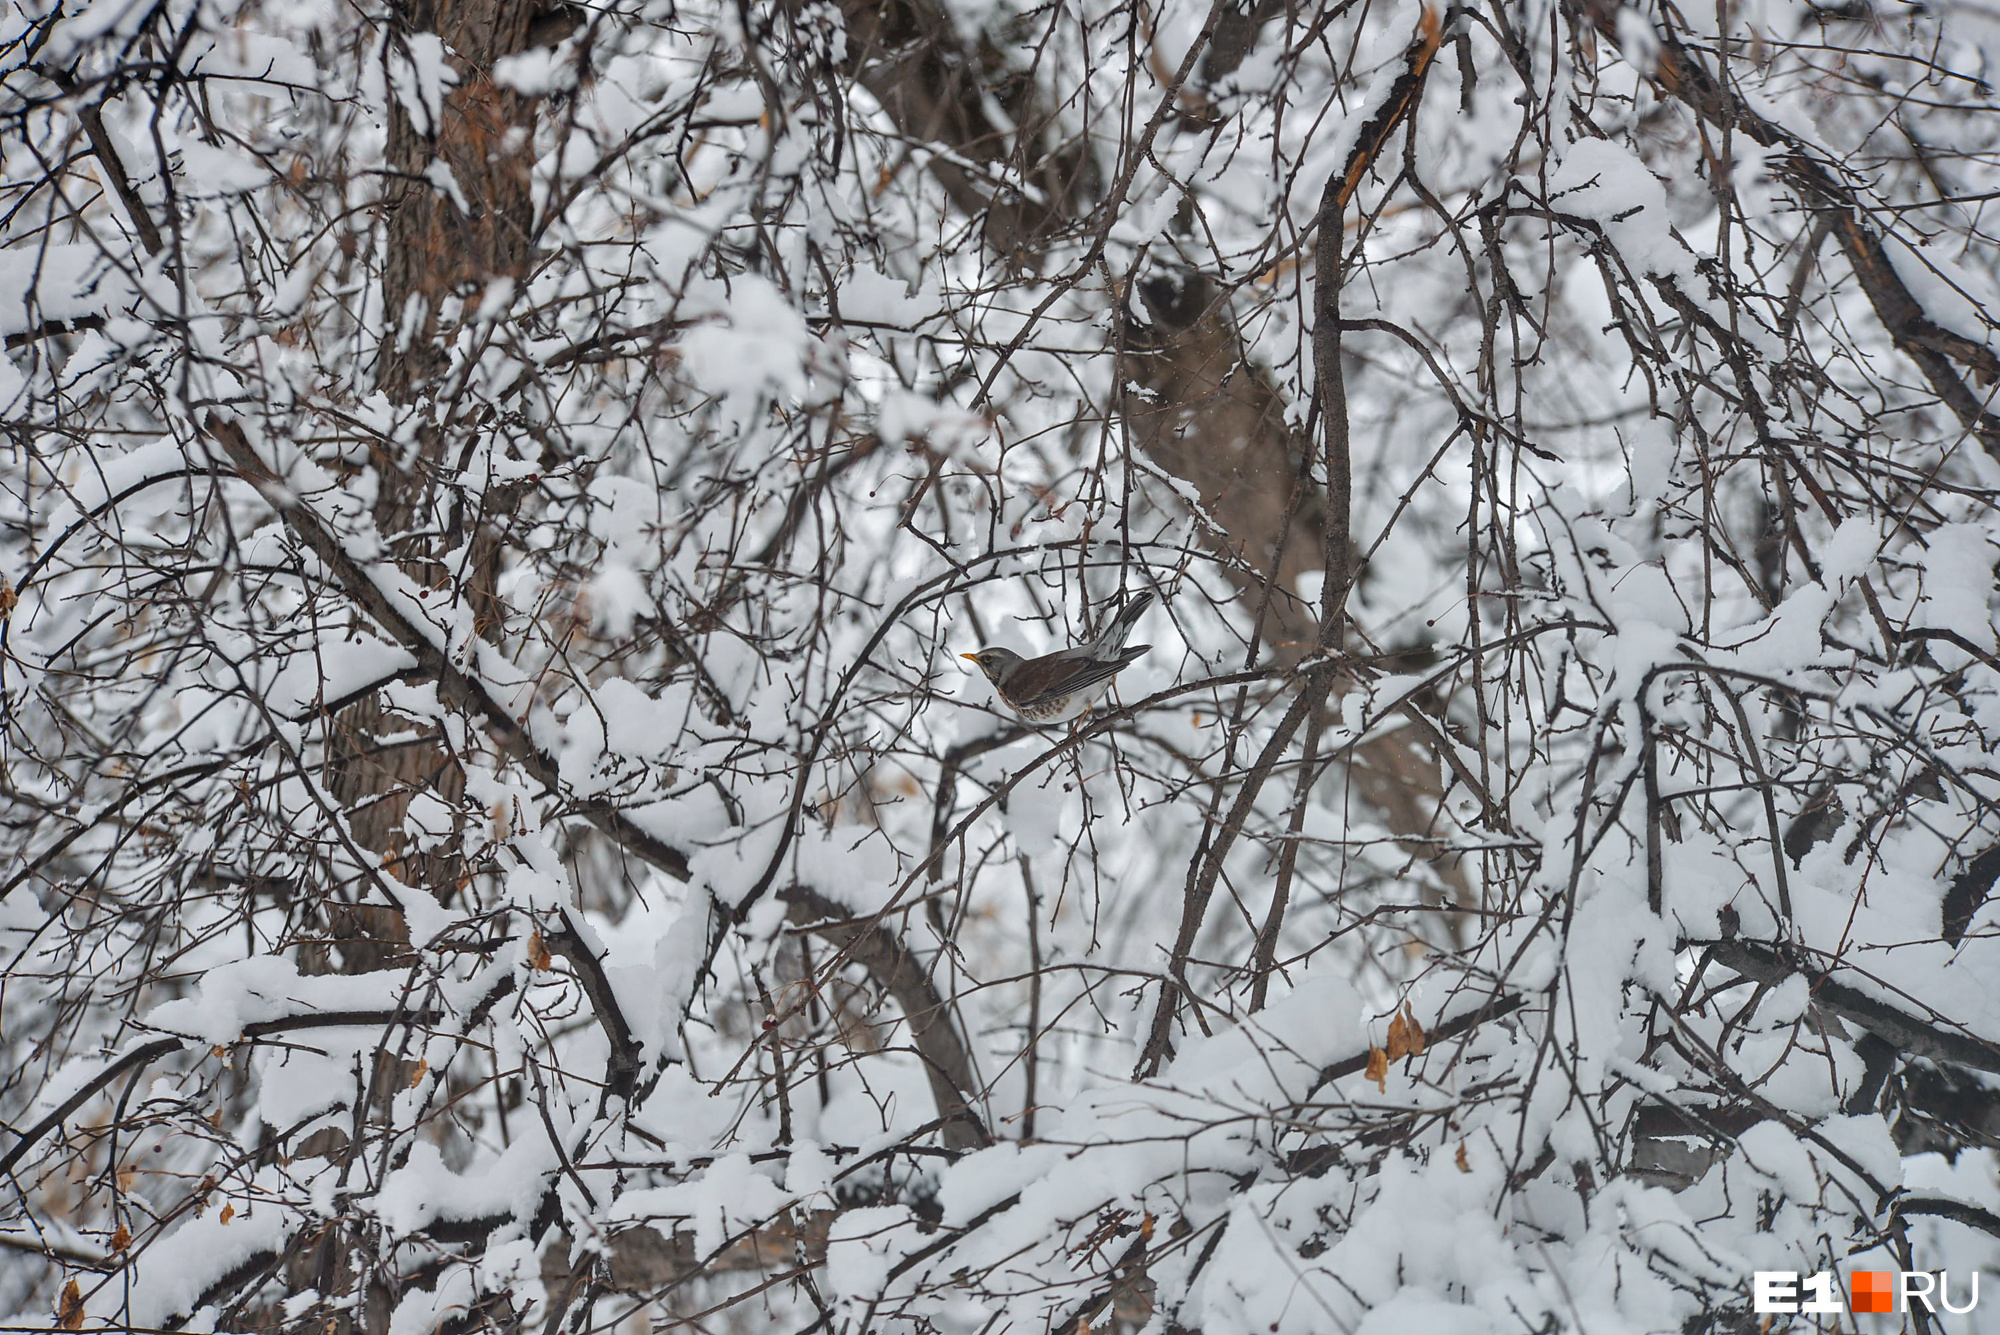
xmin=1577 ymin=0 xmax=2000 ymax=457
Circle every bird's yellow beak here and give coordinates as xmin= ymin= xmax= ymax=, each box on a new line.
xmin=960 ymin=652 xmax=979 ymax=662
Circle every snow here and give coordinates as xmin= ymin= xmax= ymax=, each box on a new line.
xmin=836 ymin=267 xmax=932 ymax=326
xmin=123 ymin=1174 xmax=297 ymax=1325
xmin=38 ymin=0 xmax=156 ymax=65
xmin=822 ymin=1205 xmax=925 ymax=1302
xmin=0 ymin=244 xmax=140 ymax=338
xmin=175 ymin=140 xmax=272 ymax=195
xmin=495 ymin=42 xmax=578 ymax=96
xmin=387 ymin=32 xmax=453 ymax=137
xmin=1734 ymin=1121 xmax=1826 ymax=1205
xmin=143 ymin=956 xmax=411 ymax=1045
xmin=179 ymin=29 xmax=320 ymax=87
xmin=607 ymin=1152 xmax=792 ymax=1259
xmin=678 ymin=274 xmax=813 ymax=410
xmin=1914 ymin=523 xmax=1999 ymax=654
xmin=259 ymin=631 xmax=416 ymax=717
xmin=11 ymin=1 xmax=2000 ymax=1332
xmin=377 ymin=1136 xmax=557 ymax=1236
xmin=585 ymin=561 xmax=648 ymax=638
xmin=1821 ymin=517 xmax=1882 ymax=586
xmin=1548 ymin=139 xmax=1672 ymax=264
xmin=604 ymin=887 xmax=706 ymax=1066
xmin=255 ymin=1048 xmax=354 ymax=1128
xmin=1886 ymin=234 xmax=2000 ymax=359
xmin=386 ymin=1266 xmax=479 ymax=1335
xmin=936 ymin=1142 xmax=1061 ymax=1226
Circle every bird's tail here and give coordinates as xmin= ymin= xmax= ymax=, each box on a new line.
xmin=1095 ymin=589 xmax=1155 ymax=652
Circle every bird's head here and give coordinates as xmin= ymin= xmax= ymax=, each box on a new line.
xmin=960 ymin=647 xmax=1022 ymax=682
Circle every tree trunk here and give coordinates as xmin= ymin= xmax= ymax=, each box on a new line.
xmin=304 ymin=2 xmax=546 ymax=1328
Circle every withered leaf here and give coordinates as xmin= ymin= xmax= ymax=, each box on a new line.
xmin=527 ymin=930 xmax=552 ymax=971
xmin=1365 ymin=1045 xmax=1388 ymax=1092
xmin=58 ymin=1279 xmax=84 ymax=1331
xmin=1402 ymin=1002 xmax=1427 ymax=1056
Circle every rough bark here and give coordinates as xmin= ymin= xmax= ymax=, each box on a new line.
xmin=319 ymin=0 xmax=548 ymax=950
xmin=302 ymin=0 xmax=549 ymax=1325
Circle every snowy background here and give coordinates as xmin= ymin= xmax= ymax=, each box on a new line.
xmin=5 ymin=0 xmax=2000 ymax=1330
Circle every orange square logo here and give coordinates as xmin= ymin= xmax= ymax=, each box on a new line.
xmin=1850 ymin=1271 xmax=1895 ymax=1314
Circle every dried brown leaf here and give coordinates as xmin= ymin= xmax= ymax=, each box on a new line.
xmin=527 ymin=930 xmax=552 ymax=971
xmin=1402 ymin=1003 xmax=1427 ymax=1056
xmin=1455 ymin=1142 xmax=1470 ymax=1173
xmin=1365 ymin=1045 xmax=1388 ymax=1092
xmin=58 ymin=1279 xmax=83 ymax=1330
xmin=410 ymin=1058 xmax=429 ymax=1088
xmin=110 ymin=1223 xmax=130 ymax=1253
xmin=1385 ymin=1010 xmax=1410 ymax=1063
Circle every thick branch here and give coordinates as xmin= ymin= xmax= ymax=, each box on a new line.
xmin=205 ymin=418 xmax=1002 ymax=1144
xmin=0 ymin=1001 xmax=476 ymax=1180
xmin=205 ymin=414 xmax=695 ymax=885
xmin=1706 ymin=938 xmax=2000 ymax=1075
xmin=785 ymin=884 xmax=991 ymax=1151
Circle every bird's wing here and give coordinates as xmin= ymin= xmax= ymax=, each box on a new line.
xmin=1012 ymin=646 xmax=1148 ymax=710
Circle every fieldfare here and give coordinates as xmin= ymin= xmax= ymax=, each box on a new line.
xmin=961 ymin=590 xmax=1154 ymax=725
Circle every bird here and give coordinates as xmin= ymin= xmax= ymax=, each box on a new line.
xmin=961 ymin=590 xmax=1154 ymax=725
